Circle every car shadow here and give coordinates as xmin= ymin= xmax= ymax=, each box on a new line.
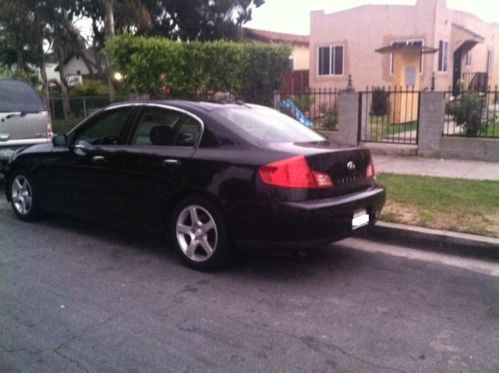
xmin=0 ymin=179 xmax=369 ymax=281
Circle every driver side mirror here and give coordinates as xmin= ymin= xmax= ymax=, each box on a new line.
xmin=52 ymin=134 xmax=67 ymax=147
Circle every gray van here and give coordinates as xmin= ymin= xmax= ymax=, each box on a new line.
xmin=0 ymin=78 xmax=53 ymax=175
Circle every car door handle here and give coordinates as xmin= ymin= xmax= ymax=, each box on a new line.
xmin=92 ymin=155 xmax=106 ymax=164
xmin=162 ymin=159 xmax=180 ymax=167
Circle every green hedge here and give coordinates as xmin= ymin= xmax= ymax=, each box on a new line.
xmin=107 ymin=35 xmax=291 ymax=105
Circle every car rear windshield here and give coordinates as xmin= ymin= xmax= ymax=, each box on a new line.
xmin=215 ymin=105 xmax=325 ymax=143
xmin=0 ymin=79 xmax=45 ymax=113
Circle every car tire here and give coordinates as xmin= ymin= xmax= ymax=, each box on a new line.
xmin=171 ymin=196 xmax=232 ymax=270
xmin=9 ymin=170 xmax=42 ymax=221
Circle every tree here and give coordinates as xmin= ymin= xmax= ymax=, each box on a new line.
xmin=139 ymin=0 xmax=265 ymax=41
xmin=0 ymin=1 xmax=40 ymax=75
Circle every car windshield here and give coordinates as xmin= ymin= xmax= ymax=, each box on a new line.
xmin=0 ymin=79 xmax=45 ymax=113
xmin=215 ymin=105 xmax=325 ymax=143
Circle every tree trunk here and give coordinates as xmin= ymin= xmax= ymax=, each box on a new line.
xmin=37 ymin=30 xmax=50 ymax=118
xmin=57 ymin=46 xmax=72 ymax=124
xmin=104 ymin=0 xmax=116 ymax=102
xmin=104 ymin=0 xmax=115 ymax=39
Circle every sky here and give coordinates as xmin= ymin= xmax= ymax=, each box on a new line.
xmin=246 ymin=0 xmax=499 ymax=35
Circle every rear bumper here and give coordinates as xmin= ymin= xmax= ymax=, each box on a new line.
xmin=235 ymin=185 xmax=386 ymax=248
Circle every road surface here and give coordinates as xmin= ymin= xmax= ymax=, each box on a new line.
xmin=0 ymin=189 xmax=498 ymax=372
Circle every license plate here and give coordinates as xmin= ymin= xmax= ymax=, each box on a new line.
xmin=352 ymin=208 xmax=369 ymax=230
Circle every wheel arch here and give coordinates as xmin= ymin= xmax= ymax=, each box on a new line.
xmin=161 ymin=188 xmax=232 ymax=240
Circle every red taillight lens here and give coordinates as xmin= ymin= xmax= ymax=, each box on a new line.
xmin=366 ymin=160 xmax=375 ymax=179
xmin=259 ymin=155 xmax=333 ymax=189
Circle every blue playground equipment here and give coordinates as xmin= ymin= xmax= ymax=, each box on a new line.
xmin=277 ymin=99 xmax=314 ymax=128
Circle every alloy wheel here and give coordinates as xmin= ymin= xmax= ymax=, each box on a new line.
xmin=11 ymin=175 xmax=33 ymax=216
xmin=175 ymin=204 xmax=218 ymax=262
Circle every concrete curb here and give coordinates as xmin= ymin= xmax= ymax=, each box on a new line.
xmin=361 ymin=221 xmax=499 ymax=261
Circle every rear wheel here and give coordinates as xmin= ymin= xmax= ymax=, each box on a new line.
xmin=171 ymin=196 xmax=232 ymax=270
xmin=10 ymin=171 xmax=42 ymax=221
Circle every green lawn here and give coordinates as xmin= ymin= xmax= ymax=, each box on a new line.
xmin=377 ymin=173 xmax=499 ymax=238
xmin=479 ymin=121 xmax=499 ymax=137
xmin=366 ymin=116 xmax=418 ymax=141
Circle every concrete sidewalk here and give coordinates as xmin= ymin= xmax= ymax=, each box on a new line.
xmin=373 ymin=154 xmax=499 ymax=180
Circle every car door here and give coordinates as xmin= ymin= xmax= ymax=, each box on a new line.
xmin=105 ymin=104 xmax=203 ymax=232
xmin=39 ymin=106 xmax=137 ymax=219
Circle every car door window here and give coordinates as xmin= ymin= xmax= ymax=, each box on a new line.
xmin=74 ymin=108 xmax=131 ymax=146
xmin=132 ymin=107 xmax=202 ymax=148
xmin=175 ymin=115 xmax=202 ymax=147
xmin=133 ymin=107 xmax=181 ymax=146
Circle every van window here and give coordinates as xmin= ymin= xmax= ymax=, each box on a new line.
xmin=0 ymin=79 xmax=45 ymax=113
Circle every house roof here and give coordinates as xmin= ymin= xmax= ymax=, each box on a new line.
xmin=55 ymin=47 xmax=101 ymax=71
xmin=243 ymin=28 xmax=309 ymax=46
xmin=451 ymin=23 xmax=484 ymax=42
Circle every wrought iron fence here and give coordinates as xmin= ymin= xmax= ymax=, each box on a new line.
xmin=273 ymin=88 xmax=339 ymax=130
xmin=49 ymin=96 xmax=114 ymax=124
xmin=358 ymin=87 xmax=420 ymax=145
xmin=444 ymin=88 xmax=499 ymax=138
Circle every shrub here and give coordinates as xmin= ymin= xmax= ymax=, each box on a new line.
xmin=371 ymin=87 xmax=389 ymax=116
xmin=107 ymin=35 xmax=291 ymax=106
xmin=453 ymin=93 xmax=484 ymax=136
xmin=322 ymin=107 xmax=338 ymax=129
xmin=445 ymin=98 xmax=459 ymax=116
xmin=70 ymin=80 xmax=109 ymax=96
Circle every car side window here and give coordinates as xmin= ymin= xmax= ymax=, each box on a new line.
xmin=132 ymin=107 xmax=201 ymax=148
xmin=133 ymin=107 xmax=181 ymax=146
xmin=74 ymin=108 xmax=131 ymax=146
xmin=175 ymin=115 xmax=202 ymax=147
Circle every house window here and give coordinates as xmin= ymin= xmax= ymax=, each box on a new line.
xmin=438 ymin=40 xmax=448 ymax=72
xmin=390 ymin=40 xmax=424 ymax=74
xmin=465 ymin=51 xmax=472 ymax=66
xmin=318 ymin=45 xmax=343 ymax=76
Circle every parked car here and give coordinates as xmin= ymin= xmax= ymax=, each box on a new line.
xmin=4 ymin=100 xmax=385 ymax=269
xmin=0 ymin=78 xmax=53 ymax=176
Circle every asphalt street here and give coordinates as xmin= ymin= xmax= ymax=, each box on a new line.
xmin=0 ymin=186 xmax=498 ymax=372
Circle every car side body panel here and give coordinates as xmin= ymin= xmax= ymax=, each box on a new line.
xmin=5 ymin=100 xmax=386 ymax=249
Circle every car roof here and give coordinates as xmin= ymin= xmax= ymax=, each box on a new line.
xmin=104 ymin=100 xmax=252 ymax=114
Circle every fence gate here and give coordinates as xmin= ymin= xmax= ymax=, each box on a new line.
xmin=358 ymin=88 xmax=420 ymax=145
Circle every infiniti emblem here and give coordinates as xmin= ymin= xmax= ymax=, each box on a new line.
xmin=347 ymin=161 xmax=356 ymax=170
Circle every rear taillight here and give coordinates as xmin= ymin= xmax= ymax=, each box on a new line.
xmin=259 ymin=155 xmax=333 ymax=189
xmin=366 ymin=160 xmax=375 ymax=179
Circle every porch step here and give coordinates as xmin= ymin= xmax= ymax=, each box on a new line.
xmin=361 ymin=142 xmax=418 ymax=156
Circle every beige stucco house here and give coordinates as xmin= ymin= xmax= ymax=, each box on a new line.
xmin=310 ymin=0 xmax=499 ymax=94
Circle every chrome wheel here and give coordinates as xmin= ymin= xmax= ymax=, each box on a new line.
xmin=175 ymin=204 xmax=218 ymax=262
xmin=11 ymin=175 xmax=33 ymax=216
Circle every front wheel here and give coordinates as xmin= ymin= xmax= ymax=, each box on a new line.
xmin=171 ymin=196 xmax=232 ymax=270
xmin=10 ymin=171 xmax=42 ymax=221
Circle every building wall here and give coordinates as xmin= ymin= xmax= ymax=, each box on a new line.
xmin=447 ymin=12 xmax=499 ymax=89
xmin=64 ymin=56 xmax=91 ymax=77
xmin=310 ymin=0 xmax=499 ymax=91
xmin=292 ymin=45 xmax=310 ymax=70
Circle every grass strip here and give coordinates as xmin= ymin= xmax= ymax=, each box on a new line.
xmin=377 ymin=173 xmax=499 ymax=238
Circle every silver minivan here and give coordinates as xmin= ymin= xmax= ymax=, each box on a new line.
xmin=0 ymin=78 xmax=53 ymax=175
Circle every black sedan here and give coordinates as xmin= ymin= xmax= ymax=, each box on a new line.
xmin=4 ymin=101 xmax=385 ymax=269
